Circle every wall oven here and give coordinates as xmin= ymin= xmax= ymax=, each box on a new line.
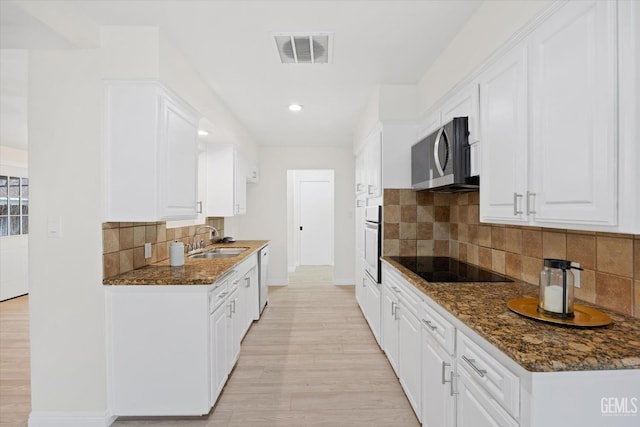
xmin=363 ymin=205 xmax=382 ymax=283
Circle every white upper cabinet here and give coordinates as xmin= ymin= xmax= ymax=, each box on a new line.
xmin=479 ymin=44 xmax=529 ymax=223
xmin=480 ymin=0 xmax=620 ymax=231
xmin=104 ymin=81 xmax=199 ymax=222
xmin=441 ymin=83 xmax=480 ymax=144
xmin=355 ymin=122 xmax=418 ymax=198
xmin=206 ymin=143 xmax=247 ymax=216
xmin=355 ymin=125 xmax=382 ymax=198
xmin=528 ymin=0 xmax=617 ymax=227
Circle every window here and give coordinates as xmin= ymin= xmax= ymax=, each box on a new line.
xmin=0 ymin=175 xmax=28 ymax=236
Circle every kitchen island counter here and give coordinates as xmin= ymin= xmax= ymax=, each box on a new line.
xmin=382 ymin=256 xmax=640 ymax=373
xmin=103 ymin=240 xmax=268 ymax=286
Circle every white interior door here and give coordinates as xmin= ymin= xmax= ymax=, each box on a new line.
xmin=299 ymin=180 xmax=332 ymax=265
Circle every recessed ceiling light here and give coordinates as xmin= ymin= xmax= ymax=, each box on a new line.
xmin=288 ymin=104 xmax=303 ymax=112
xmin=197 ymin=130 xmax=209 ymax=136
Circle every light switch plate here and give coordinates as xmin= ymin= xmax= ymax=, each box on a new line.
xmin=144 ymin=243 xmax=152 ymax=259
xmin=572 ymin=262 xmax=581 ymax=288
xmin=47 ymin=216 xmax=62 ymax=238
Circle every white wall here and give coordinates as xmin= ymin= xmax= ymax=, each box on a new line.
xmin=417 ymin=0 xmax=553 ymax=115
xmin=28 ymin=49 xmax=107 ymax=419
xmin=353 ymin=84 xmax=418 ymax=152
xmin=231 ymin=146 xmax=355 ymax=286
xmin=0 ymin=146 xmax=29 ymax=301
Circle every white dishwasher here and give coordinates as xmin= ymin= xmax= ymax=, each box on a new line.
xmin=258 ymin=245 xmax=269 ymax=316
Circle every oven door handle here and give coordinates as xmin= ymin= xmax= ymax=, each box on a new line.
xmin=364 ymin=222 xmax=380 ymax=230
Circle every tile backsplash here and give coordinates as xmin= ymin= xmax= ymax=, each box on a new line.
xmin=383 ymin=189 xmax=640 ymax=318
xmin=102 ymin=217 xmax=224 ymax=279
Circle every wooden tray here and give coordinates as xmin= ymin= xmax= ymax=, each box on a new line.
xmin=507 ymin=297 xmax=612 ymax=327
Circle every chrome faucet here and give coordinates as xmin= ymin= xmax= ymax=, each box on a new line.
xmin=188 ymin=225 xmax=220 ymax=252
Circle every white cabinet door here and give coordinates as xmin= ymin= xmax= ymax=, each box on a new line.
xmin=159 ymin=96 xmax=199 ymax=219
xmin=206 ymin=144 xmax=247 ymax=217
xmin=355 ymin=151 xmax=367 ymax=196
xmin=104 ymin=81 xmax=199 ymax=222
xmin=528 ymin=0 xmax=617 ymax=227
xmin=421 ymin=328 xmax=455 ymax=427
xmin=234 ymin=151 xmax=247 ymax=215
xmin=381 ymin=283 xmax=399 ymax=375
xmin=210 ymin=300 xmax=228 ymax=406
xmin=398 ymin=302 xmax=421 ymax=421
xmin=366 ymin=128 xmax=382 ymax=198
xmin=479 ymin=45 xmax=529 ymax=224
xmin=363 ymin=274 xmax=381 ymax=345
xmin=226 ymin=286 xmax=241 ymax=371
xmin=457 ymin=367 xmax=518 ymax=427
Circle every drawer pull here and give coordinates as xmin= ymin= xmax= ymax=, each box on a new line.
xmin=218 ymin=291 xmax=228 ymax=299
xmin=422 ymin=319 xmax=438 ymax=331
xmin=462 ymin=355 xmax=487 ymax=378
xmin=391 ymin=286 xmax=401 ymax=293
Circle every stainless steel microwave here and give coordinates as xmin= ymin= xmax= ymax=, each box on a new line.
xmin=411 ymin=117 xmax=479 ymax=192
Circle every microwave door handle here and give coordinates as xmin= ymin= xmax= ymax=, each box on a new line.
xmin=434 ymin=127 xmax=447 ymax=176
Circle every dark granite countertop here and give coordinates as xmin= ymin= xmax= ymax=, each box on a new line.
xmin=103 ymin=240 xmax=268 ymax=286
xmin=382 ymin=256 xmax=640 ymax=373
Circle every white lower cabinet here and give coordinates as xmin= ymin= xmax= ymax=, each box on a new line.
xmin=209 ymin=289 xmax=228 ymax=407
xmin=382 ymin=265 xmax=423 ymax=421
xmin=457 ymin=366 xmax=518 ymax=427
xmin=421 ymin=327 xmax=455 ymax=427
xmin=421 ymin=300 xmax=456 ymax=427
xmin=381 ymin=280 xmax=399 ymax=375
xmin=361 ymin=273 xmax=381 ymax=345
xmin=398 ymin=299 xmax=421 ymax=420
xmin=107 ymin=253 xmax=260 ymax=417
xmin=226 ymin=284 xmax=241 ymax=371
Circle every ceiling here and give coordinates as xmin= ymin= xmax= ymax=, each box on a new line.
xmin=0 ymin=0 xmax=482 ymax=150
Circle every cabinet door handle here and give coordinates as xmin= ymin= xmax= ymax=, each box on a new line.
xmin=356 ymin=200 xmax=364 ymax=207
xmin=231 ymin=300 xmax=236 ymax=314
xmin=245 ymin=277 xmax=251 ymax=288
xmin=228 ymin=303 xmax=233 ymax=318
xmin=362 ymin=278 xmax=366 ymax=288
xmin=462 ymin=355 xmax=487 ymax=378
xmin=442 ymin=361 xmax=451 ymax=385
xmin=367 ymin=185 xmax=375 ymax=195
xmin=391 ymin=301 xmax=396 ymax=316
xmin=449 ymin=371 xmax=457 ymax=396
xmin=394 ymin=304 xmax=400 ymax=320
xmin=422 ymin=319 xmax=438 ymax=331
xmin=526 ymin=191 xmax=536 ymax=215
xmin=197 ymin=201 xmax=203 ymax=214
xmin=356 ymin=183 xmax=364 ymax=192
xmin=513 ymin=192 xmax=523 ymax=216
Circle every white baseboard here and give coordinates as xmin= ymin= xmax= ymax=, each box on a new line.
xmin=333 ymin=278 xmax=354 ymax=286
xmin=268 ymin=277 xmax=289 ymax=286
xmin=29 ymin=411 xmax=116 ymax=427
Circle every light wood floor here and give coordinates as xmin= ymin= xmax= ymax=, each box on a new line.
xmin=0 ymin=295 xmax=30 ymax=427
xmin=1 ymin=267 xmax=420 ymax=427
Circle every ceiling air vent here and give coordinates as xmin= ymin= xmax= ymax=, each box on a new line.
xmin=273 ymin=33 xmax=332 ymax=64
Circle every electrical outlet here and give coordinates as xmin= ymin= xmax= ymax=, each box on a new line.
xmin=572 ymin=262 xmax=581 ymax=288
xmin=144 ymin=243 xmax=152 ymax=259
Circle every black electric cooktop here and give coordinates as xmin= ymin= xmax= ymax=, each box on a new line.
xmin=389 ymin=256 xmax=513 ymax=283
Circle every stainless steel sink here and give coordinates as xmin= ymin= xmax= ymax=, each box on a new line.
xmin=187 ymin=247 xmax=248 ymax=259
